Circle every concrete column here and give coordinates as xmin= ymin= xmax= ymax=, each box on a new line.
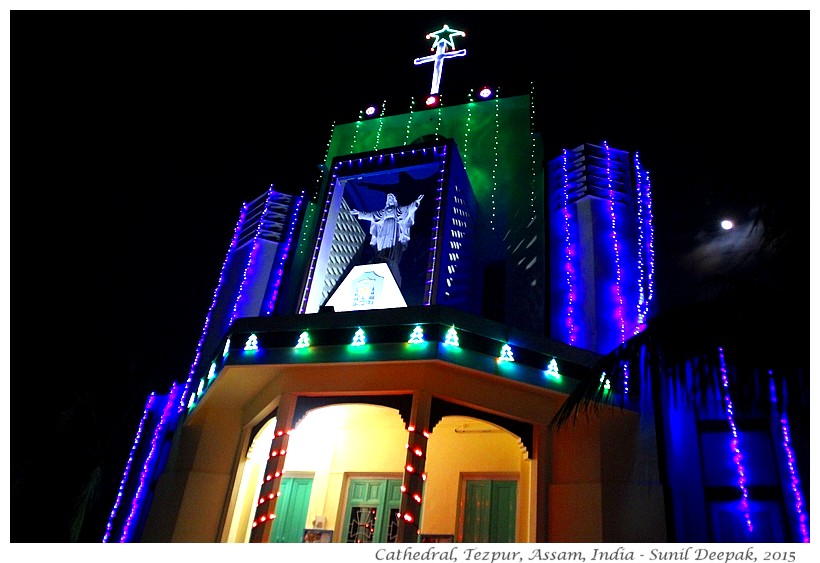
xmin=533 ymin=423 xmax=551 ymax=542
xmin=397 ymin=390 xmax=433 ymax=543
xmin=249 ymin=393 xmax=297 ymax=543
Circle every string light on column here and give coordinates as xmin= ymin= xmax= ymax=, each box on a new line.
xmin=400 ymin=422 xmax=428 ymax=538
xmin=560 ymin=149 xmax=578 ymax=345
xmin=603 ymin=141 xmax=626 ymax=345
xmin=404 ymin=98 xmax=415 ymax=145
xmin=120 ymin=383 xmax=182 ymax=542
xmin=103 ymin=393 xmax=156 ymax=542
xmin=250 ymin=425 xmax=293 ymax=537
xmin=463 ymin=88 xmax=472 ymax=162
xmin=178 ymin=202 xmax=247 ymax=412
xmin=231 ymin=189 xmax=276 ymax=325
xmin=718 ymin=346 xmax=753 ymax=532
xmin=769 ymin=372 xmax=808 ymax=541
xmin=300 ymin=162 xmax=343 ymax=313
xmin=350 ymin=109 xmax=363 ymax=153
xmin=374 ymin=100 xmax=386 ymax=150
xmin=643 ymin=169 xmax=656 ymax=320
xmin=424 ymin=148 xmax=448 ymax=305
xmin=490 ymin=93 xmax=500 ymax=229
xmin=264 ymin=192 xmax=305 ymax=315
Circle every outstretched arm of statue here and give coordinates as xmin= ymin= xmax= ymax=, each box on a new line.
xmin=351 ymin=208 xmax=376 ymax=221
xmin=415 ymin=194 xmax=424 ymax=205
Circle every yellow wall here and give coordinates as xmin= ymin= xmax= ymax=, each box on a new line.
xmin=424 ymin=416 xmax=529 ymax=541
xmin=228 ymin=405 xmax=532 ymax=542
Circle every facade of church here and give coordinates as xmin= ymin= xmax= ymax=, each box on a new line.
xmin=102 ymin=27 xmax=808 ymax=544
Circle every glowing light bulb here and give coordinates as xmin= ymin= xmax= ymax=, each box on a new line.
xmin=721 ymin=219 xmax=734 ymax=230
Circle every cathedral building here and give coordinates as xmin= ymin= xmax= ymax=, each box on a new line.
xmin=102 ymin=25 xmax=808 ymax=544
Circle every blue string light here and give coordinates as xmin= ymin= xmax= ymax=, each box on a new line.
xmin=717 ymin=346 xmax=753 ymax=532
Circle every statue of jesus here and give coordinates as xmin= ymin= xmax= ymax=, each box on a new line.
xmin=350 ymin=193 xmax=424 ymax=266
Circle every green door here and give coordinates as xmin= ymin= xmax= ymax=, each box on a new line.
xmin=462 ymin=479 xmax=517 ymax=542
xmin=343 ymin=478 xmax=402 ymax=543
xmin=269 ymin=477 xmax=314 ymax=543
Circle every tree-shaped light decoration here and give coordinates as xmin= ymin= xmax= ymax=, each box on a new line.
xmin=600 ymin=373 xmax=611 ymax=391
xmin=223 ymin=338 xmax=231 ymax=357
xmin=498 ymin=344 xmax=515 ymax=362
xmin=244 ymin=334 xmax=258 ymax=351
xmin=351 ymin=328 xmax=367 ymax=346
xmin=545 ymin=358 xmax=562 ymax=378
xmin=207 ymin=362 xmax=217 ymax=382
xmin=444 ymin=325 xmax=459 ymax=347
xmin=295 ymin=331 xmax=310 ymax=349
xmin=196 ymin=378 xmax=206 ymax=398
xmin=408 ymin=325 xmax=425 ymax=344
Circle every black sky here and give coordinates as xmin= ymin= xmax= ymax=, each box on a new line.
xmin=10 ymin=10 xmax=809 ymax=542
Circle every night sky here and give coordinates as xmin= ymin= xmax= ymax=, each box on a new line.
xmin=9 ymin=9 xmax=810 ymax=545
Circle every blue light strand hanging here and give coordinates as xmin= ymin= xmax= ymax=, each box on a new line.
xmin=231 ymin=190 xmax=276 ymax=325
xmin=490 ymin=94 xmax=500 ymax=230
xmin=603 ymin=141 xmax=626 ymax=344
xmin=264 ymin=192 xmax=305 ymax=315
xmin=103 ymin=393 xmax=156 ymax=542
xmin=769 ymin=373 xmax=809 ymax=542
xmin=424 ymin=148 xmax=448 ymax=305
xmin=374 ymin=100 xmax=386 ymax=150
xmin=404 ymin=97 xmax=414 ymax=145
xmin=718 ymin=346 xmax=753 ymax=532
xmin=120 ymin=383 xmax=182 ymax=542
xmin=633 ymin=152 xmax=655 ymax=331
xmin=178 ymin=201 xmax=248 ymax=412
xmin=560 ymin=149 xmax=578 ymax=346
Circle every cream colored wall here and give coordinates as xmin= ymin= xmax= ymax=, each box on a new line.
xmin=282 ymin=404 xmax=407 ymax=539
xmin=423 ymin=416 xmax=529 ymax=540
xmin=238 ymin=406 xmax=532 ymax=542
xmin=224 ymin=418 xmax=277 ymax=542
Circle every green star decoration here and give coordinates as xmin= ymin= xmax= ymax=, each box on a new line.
xmin=426 ymin=24 xmax=465 ymax=51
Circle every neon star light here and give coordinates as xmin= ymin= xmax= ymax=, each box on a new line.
xmin=413 ymin=24 xmax=467 ymax=95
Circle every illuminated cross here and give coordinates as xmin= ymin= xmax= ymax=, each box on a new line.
xmin=413 ymin=24 xmax=467 ymax=95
